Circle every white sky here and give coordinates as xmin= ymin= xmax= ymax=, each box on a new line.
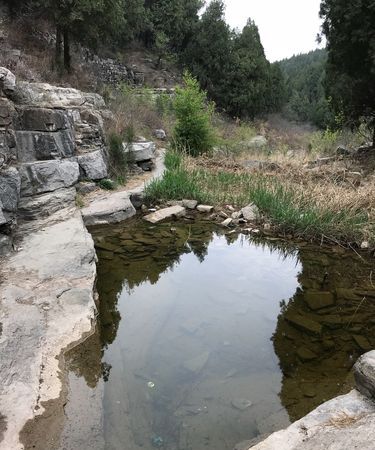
xmin=224 ymin=0 xmax=324 ymax=62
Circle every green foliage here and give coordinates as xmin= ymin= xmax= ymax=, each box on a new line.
xmin=173 ymin=72 xmax=215 ymax=157
xmin=320 ymin=0 xmax=375 ymax=144
xmin=144 ymin=0 xmax=203 ymax=52
xmin=279 ymin=49 xmax=334 ymax=128
xmin=183 ymin=4 xmax=285 ymax=119
xmin=98 ymin=178 xmax=117 ymax=190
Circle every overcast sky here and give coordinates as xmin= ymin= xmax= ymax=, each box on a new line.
xmin=224 ymin=0 xmax=324 ymax=62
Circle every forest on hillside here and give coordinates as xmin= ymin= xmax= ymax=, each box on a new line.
xmin=4 ymin=0 xmax=375 ymax=142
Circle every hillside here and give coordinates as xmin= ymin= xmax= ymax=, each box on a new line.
xmin=279 ymin=49 xmax=332 ymax=128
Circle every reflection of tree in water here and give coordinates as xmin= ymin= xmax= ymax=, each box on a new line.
xmin=272 ymin=246 xmax=375 ymax=421
xmin=66 ymin=220 xmax=299 ymax=389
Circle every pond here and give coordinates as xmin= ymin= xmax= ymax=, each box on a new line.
xmin=61 ymin=220 xmax=375 ymax=450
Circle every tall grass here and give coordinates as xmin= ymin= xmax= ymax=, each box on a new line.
xmin=145 ymin=151 xmax=373 ymax=244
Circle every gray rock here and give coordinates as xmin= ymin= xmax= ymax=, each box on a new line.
xmin=76 ymin=181 xmax=97 ymax=195
xmin=241 ymin=203 xmax=259 ymax=222
xmin=13 ymin=82 xmax=105 ymax=108
xmin=0 ymin=67 xmax=16 ymax=95
xmin=0 ymin=233 xmax=12 ymax=254
xmin=354 ymin=351 xmax=375 ymax=399
xmin=247 ymin=135 xmax=267 ymax=148
xmin=16 ymin=130 xmax=75 ymax=162
xmin=130 ymin=192 xmax=144 ymax=209
xmin=249 ymin=390 xmax=375 ymax=450
xmin=242 ymin=160 xmax=280 ymax=171
xmin=0 ymin=201 xmax=6 ymax=226
xmin=20 ymin=160 xmax=80 ymax=197
xmin=0 ymin=167 xmax=21 ymax=211
xmin=123 ymin=141 xmax=156 ymax=162
xmin=16 ymin=107 xmax=71 ymax=132
xmin=18 ymin=188 xmax=76 ymax=220
xmin=77 ymin=149 xmax=108 ymax=180
xmin=221 ymin=218 xmax=233 ymax=227
xmin=154 ymin=129 xmax=166 ymax=140
xmin=81 ymin=191 xmax=136 ymax=226
xmin=182 ymin=199 xmax=198 ymax=210
xmin=144 ymin=205 xmax=186 ymax=224
xmin=197 ymin=205 xmax=214 ymax=213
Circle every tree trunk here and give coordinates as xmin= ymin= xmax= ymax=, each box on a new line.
xmin=63 ymin=29 xmax=71 ymax=73
xmin=55 ymin=25 xmax=63 ymax=72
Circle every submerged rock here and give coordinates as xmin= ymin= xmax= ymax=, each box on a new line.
xmin=304 ymin=291 xmax=335 ymax=310
xmin=183 ymin=351 xmax=210 ymax=374
xmin=285 ymin=313 xmax=322 ymax=335
xmin=231 ymin=398 xmax=253 ymax=411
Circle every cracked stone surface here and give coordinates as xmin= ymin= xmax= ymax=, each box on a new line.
xmin=0 ymin=206 xmax=97 ymax=450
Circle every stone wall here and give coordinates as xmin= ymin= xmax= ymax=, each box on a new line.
xmin=0 ymin=67 xmax=109 ymax=254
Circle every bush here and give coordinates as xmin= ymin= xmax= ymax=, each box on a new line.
xmin=98 ymin=178 xmax=117 ymax=191
xmin=173 ymin=72 xmax=215 ymax=157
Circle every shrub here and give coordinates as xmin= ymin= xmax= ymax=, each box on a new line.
xmin=98 ymin=178 xmax=117 ymax=190
xmin=173 ymin=72 xmax=215 ymax=157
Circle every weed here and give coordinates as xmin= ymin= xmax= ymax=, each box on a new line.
xmin=98 ymin=179 xmax=117 ymax=190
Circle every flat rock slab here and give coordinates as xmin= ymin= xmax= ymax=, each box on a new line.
xmin=305 ymin=291 xmax=335 ymax=310
xmin=18 ymin=187 xmax=76 ymax=220
xmin=144 ymin=205 xmax=186 ymax=223
xmin=249 ymin=390 xmax=375 ymax=450
xmin=81 ymin=191 xmax=136 ymax=226
xmin=14 ymin=82 xmax=105 ymax=108
xmin=285 ymin=313 xmax=322 ymax=335
xmin=0 ymin=208 xmax=96 ymax=450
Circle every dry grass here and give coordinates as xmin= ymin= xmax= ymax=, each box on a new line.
xmin=106 ymin=86 xmax=174 ymax=141
xmin=324 ymin=412 xmax=366 ymax=429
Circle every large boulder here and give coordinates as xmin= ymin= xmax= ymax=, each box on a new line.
xmin=0 ymin=167 xmax=21 ymax=212
xmin=77 ymin=149 xmax=107 ymax=180
xmin=15 ymin=107 xmax=71 ymax=132
xmin=20 ymin=160 xmax=80 ymax=196
xmin=123 ymin=141 xmax=156 ymax=162
xmin=0 ymin=67 xmax=16 ymax=95
xmin=16 ymin=130 xmax=75 ymax=162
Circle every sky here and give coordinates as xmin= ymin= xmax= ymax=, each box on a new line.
xmin=224 ymin=0 xmax=325 ymax=62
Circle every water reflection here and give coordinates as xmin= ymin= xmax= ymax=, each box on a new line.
xmin=63 ymin=220 xmax=375 ymax=450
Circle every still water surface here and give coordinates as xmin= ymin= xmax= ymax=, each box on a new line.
xmin=62 ymin=220 xmax=375 ymax=450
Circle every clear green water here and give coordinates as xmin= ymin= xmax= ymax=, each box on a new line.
xmin=63 ymin=220 xmax=375 ymax=450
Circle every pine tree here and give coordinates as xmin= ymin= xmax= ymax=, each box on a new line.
xmin=320 ymin=0 xmax=375 ymax=145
